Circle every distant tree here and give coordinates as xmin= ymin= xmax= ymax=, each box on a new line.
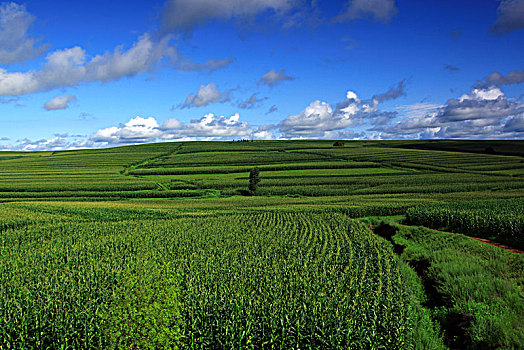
xmin=484 ymin=146 xmax=496 ymax=154
xmin=248 ymin=167 xmax=260 ymax=193
xmin=333 ymin=141 xmax=345 ymax=147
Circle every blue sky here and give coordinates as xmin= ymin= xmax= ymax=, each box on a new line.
xmin=0 ymin=0 xmax=523 ymax=150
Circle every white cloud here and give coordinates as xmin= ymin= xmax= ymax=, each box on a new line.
xmin=0 ymin=34 xmax=230 ymax=96
xmin=279 ymin=99 xmax=353 ymax=138
xmin=91 ymin=116 xmax=163 ymax=144
xmin=346 ymin=90 xmax=359 ymax=101
xmin=336 ymin=0 xmax=398 ymax=23
xmin=252 ymin=130 xmax=275 ymax=140
xmin=180 ymin=83 xmax=231 ymax=109
xmin=378 ymin=86 xmax=524 ymax=139
xmin=85 ymin=35 xmax=176 ymax=83
xmin=161 ymin=113 xmax=252 ymax=138
xmin=44 ymin=95 xmax=77 ymax=111
xmin=0 ymin=34 xmax=171 ymax=96
xmin=258 ymin=68 xmax=294 ymax=87
xmin=88 ymin=113 xmax=255 ymax=145
xmin=0 ymin=3 xmax=48 ymax=64
xmin=458 ymin=87 xmax=504 ymax=102
xmin=160 ymin=0 xmax=295 ymax=32
xmin=442 ymin=86 xmax=519 ymax=122
xmin=0 ymin=136 xmax=98 ymax=152
xmin=279 ymin=82 xmax=406 ymax=138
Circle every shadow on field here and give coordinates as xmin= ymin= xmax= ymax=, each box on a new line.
xmin=372 ymin=223 xmax=473 ymax=350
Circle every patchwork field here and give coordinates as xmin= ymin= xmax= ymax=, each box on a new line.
xmin=0 ymin=140 xmax=523 ymax=348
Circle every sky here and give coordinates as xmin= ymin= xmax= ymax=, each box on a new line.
xmin=0 ymin=0 xmax=523 ymax=151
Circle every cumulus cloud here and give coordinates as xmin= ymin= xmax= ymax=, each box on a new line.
xmin=379 ymin=86 xmax=524 ymax=139
xmin=278 ymin=82 xmax=405 ymax=138
xmin=238 ymin=93 xmax=267 ymax=109
xmin=44 ymin=95 xmax=77 ymax=111
xmin=278 ymin=81 xmax=407 ymax=138
xmin=159 ymin=0 xmax=295 ymax=32
xmin=161 ymin=113 xmax=252 ymax=139
xmin=491 ymin=0 xmax=524 ymax=34
xmin=252 ymin=130 xmax=275 ymax=140
xmin=0 ymin=34 xmax=231 ymax=96
xmin=258 ymin=68 xmax=294 ymax=87
xmin=0 ymin=34 xmax=172 ymax=96
xmin=89 ymin=113 xmax=256 ymax=145
xmin=279 ymin=100 xmax=342 ymax=138
xmin=440 ymin=87 xmax=520 ymax=122
xmin=91 ymin=116 xmax=163 ymax=144
xmin=180 ymin=83 xmax=231 ymax=109
xmin=0 ymin=136 xmax=97 ymax=152
xmin=336 ymin=0 xmax=398 ymax=23
xmin=0 ymin=3 xmax=48 ymax=64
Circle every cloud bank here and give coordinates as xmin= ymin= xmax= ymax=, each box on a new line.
xmin=379 ymin=86 xmax=523 ymax=139
xmin=278 ymin=81 xmax=406 ymax=138
xmin=89 ymin=113 xmax=255 ymax=146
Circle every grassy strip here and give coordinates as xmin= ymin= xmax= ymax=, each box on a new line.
xmin=406 ymin=198 xmax=523 ymax=250
xmin=0 ymin=190 xmax=206 ymax=199
xmin=366 ymin=218 xmax=524 ymax=348
xmin=128 ymin=161 xmax=380 ymax=175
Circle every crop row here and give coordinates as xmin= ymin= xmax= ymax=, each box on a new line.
xmin=406 ymin=198 xmax=523 ymax=249
xmin=0 ymin=210 xmax=412 ymax=348
xmin=0 ymin=189 xmax=205 ymax=199
xmin=128 ymin=161 xmax=380 ymax=175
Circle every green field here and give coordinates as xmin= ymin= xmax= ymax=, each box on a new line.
xmin=0 ymin=140 xmax=523 ymax=348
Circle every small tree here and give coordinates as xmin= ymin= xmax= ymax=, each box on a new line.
xmin=333 ymin=140 xmax=345 ymax=147
xmin=248 ymin=167 xmax=260 ymax=193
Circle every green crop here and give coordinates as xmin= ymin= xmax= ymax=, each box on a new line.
xmin=0 ymin=208 xmax=410 ymax=349
xmin=406 ymin=198 xmax=524 ymax=249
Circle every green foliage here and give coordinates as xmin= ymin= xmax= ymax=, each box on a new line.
xmin=406 ymin=198 xmax=524 ymax=249
xmin=0 ymin=208 xmax=411 ymax=349
xmin=0 ymin=140 xmax=523 ymax=348
xmin=248 ymin=167 xmax=260 ymax=192
xmin=333 ymin=140 xmax=345 ymax=147
xmin=380 ymin=220 xmax=524 ymax=349
xmin=0 ymin=140 xmax=522 ymax=200
xmin=103 ymin=262 xmax=184 ymax=349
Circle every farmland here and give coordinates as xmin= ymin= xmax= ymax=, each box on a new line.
xmin=0 ymin=140 xmax=523 ymax=348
